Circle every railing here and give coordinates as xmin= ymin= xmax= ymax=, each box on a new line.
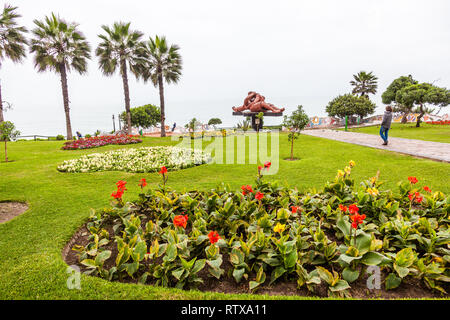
xmin=17 ymin=135 xmax=63 ymax=141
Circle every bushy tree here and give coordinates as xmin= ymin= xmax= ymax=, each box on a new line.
xmin=326 ymin=94 xmax=376 ymax=120
xmin=0 ymin=4 xmax=28 ymax=123
xmin=30 ymin=13 xmax=91 ymax=140
xmin=0 ymin=120 xmax=20 ymax=162
xmin=120 ymin=104 xmax=160 ymax=129
xmin=381 ymin=75 xmax=418 ymax=123
xmin=350 ymin=71 xmax=378 ymax=97
xmin=283 ymin=105 xmax=309 ymax=160
xmin=396 ymin=83 xmax=450 ymax=127
xmin=208 ymin=118 xmax=222 ymax=129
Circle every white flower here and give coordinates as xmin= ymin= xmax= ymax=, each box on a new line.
xmin=57 ymin=146 xmax=211 ymax=173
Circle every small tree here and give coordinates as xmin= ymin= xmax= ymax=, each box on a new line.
xmin=326 ymin=94 xmax=376 ymax=121
xmin=208 ymin=118 xmax=222 ymax=129
xmin=185 ymin=118 xmax=200 ymax=132
xmin=120 ymin=104 xmax=160 ymax=130
xmin=283 ymin=105 xmax=309 ymax=160
xmin=0 ymin=121 xmax=20 ymax=162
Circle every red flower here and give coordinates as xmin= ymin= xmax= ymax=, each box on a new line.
xmin=241 ymin=185 xmax=253 ymax=196
xmin=116 ymin=180 xmax=127 ymax=191
xmin=208 ymin=231 xmax=220 ymax=244
xmin=60 ymin=135 xmax=142 ymax=150
xmin=423 ymin=186 xmax=431 ymax=193
xmin=111 ymin=190 xmax=123 ymax=199
xmin=408 ymin=176 xmax=418 ymax=184
xmin=339 ymin=204 xmax=348 ymax=212
xmin=415 ymin=192 xmax=423 ymax=203
xmin=291 ymin=206 xmax=299 ymax=214
xmin=264 ymin=161 xmax=271 ymax=170
xmin=255 ymin=192 xmax=264 ymax=201
xmin=173 ymin=214 xmax=188 ymax=228
xmin=348 ymin=204 xmax=359 ymax=214
xmin=159 ymin=166 xmax=168 ymax=175
xmin=138 ymin=178 xmax=147 ymax=189
xmin=350 ymin=212 xmax=366 ymax=229
xmin=408 ymin=192 xmax=414 ymax=201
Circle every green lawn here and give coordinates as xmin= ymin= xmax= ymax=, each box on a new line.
xmin=342 ymin=123 xmax=450 ymax=143
xmin=0 ymin=134 xmax=449 ymax=299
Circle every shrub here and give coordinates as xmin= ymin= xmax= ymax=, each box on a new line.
xmin=56 ymin=134 xmax=65 ymax=141
xmin=71 ymin=162 xmax=450 ymax=297
xmin=61 ymin=135 xmax=142 ymax=150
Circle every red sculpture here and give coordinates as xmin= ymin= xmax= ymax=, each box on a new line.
xmin=233 ymin=91 xmax=285 ymax=113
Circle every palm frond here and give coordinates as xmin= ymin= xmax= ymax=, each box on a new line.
xmin=30 ymin=13 xmax=91 ymax=74
xmin=0 ymin=4 xmax=28 ymax=66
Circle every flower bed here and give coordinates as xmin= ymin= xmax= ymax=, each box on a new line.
xmin=426 ymin=120 xmax=450 ymax=125
xmin=65 ymin=162 xmax=450 ymax=298
xmin=61 ymin=135 xmax=142 ymax=150
xmin=57 ymin=146 xmax=211 ymax=173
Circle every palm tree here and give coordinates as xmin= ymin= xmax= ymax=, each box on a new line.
xmin=0 ymin=4 xmax=28 ymax=123
xmin=96 ymin=22 xmax=147 ymax=134
xmin=143 ymin=36 xmax=182 ymax=137
xmin=350 ymin=71 xmax=378 ymax=98
xmin=30 ymin=13 xmax=90 ymax=140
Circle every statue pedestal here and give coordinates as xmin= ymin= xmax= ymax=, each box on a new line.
xmin=232 ymin=111 xmax=283 ymax=131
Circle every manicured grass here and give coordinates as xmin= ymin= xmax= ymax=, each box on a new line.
xmin=0 ymin=134 xmax=449 ymax=299
xmin=341 ymin=123 xmax=450 ymax=143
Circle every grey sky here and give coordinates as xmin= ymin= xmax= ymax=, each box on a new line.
xmin=2 ymin=0 xmax=450 ymax=136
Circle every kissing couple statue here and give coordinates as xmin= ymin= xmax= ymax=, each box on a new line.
xmin=232 ymin=91 xmax=285 ymax=113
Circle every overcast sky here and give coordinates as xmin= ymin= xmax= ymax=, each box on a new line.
xmin=1 ymin=0 xmax=450 ymax=136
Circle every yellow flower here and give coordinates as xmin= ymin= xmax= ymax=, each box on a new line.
xmin=370 ymin=176 xmax=377 ymax=185
xmin=344 ymin=166 xmax=351 ymax=175
xmin=337 ymin=170 xmax=344 ymax=178
xmin=367 ymin=188 xmax=379 ymax=196
xmin=349 ymin=160 xmax=356 ymax=167
xmin=432 ymin=257 xmax=443 ymax=263
xmin=273 ymin=223 xmax=286 ymax=234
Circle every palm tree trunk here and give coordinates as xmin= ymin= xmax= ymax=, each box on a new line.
xmin=120 ymin=59 xmax=132 ymax=135
xmin=0 ymin=81 xmax=4 ymax=123
xmin=59 ymin=63 xmax=73 ymax=140
xmin=416 ymin=104 xmax=424 ymax=128
xmin=158 ymin=73 xmax=166 ymax=137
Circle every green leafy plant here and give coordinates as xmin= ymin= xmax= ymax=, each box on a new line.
xmin=282 ymin=105 xmax=309 ymax=160
xmin=0 ymin=121 xmax=20 ymax=162
xmin=316 ymin=266 xmax=350 ymax=297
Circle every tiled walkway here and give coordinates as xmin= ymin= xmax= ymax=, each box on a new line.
xmin=303 ymin=129 xmax=450 ymax=162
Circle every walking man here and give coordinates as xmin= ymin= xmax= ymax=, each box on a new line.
xmin=380 ymin=106 xmax=393 ymax=145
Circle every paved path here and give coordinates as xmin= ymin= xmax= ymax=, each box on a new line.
xmin=303 ymin=129 xmax=450 ymax=162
